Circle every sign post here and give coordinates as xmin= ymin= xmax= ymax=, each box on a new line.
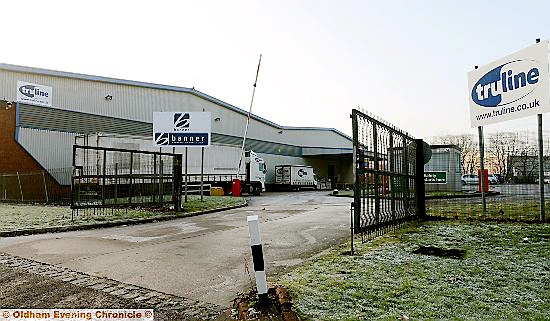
xmin=535 ymin=39 xmax=546 ymax=222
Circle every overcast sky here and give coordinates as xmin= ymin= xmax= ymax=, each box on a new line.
xmin=2 ymin=0 xmax=549 ymax=139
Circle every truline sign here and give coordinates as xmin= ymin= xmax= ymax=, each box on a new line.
xmin=17 ymin=81 xmax=52 ymax=107
xmin=468 ymin=40 xmax=549 ymax=127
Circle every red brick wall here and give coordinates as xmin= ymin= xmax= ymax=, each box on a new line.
xmin=0 ymin=101 xmax=44 ymax=171
xmin=0 ymin=101 xmax=70 ymax=202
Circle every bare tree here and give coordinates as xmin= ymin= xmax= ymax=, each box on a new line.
xmin=486 ymin=131 xmax=521 ymax=179
xmin=429 ymin=134 xmax=477 ymax=174
xmin=509 ymin=131 xmax=538 ymax=183
xmin=431 ymin=130 xmax=545 ymax=182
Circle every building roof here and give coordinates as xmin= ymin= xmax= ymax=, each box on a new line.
xmin=0 ymin=62 xmax=352 ymax=142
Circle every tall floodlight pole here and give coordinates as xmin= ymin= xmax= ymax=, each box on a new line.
xmin=237 ymin=54 xmax=262 ymax=176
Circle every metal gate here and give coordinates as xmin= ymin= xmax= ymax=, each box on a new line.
xmin=351 ymin=109 xmax=425 ymax=238
xmin=71 ymin=145 xmax=182 ymax=211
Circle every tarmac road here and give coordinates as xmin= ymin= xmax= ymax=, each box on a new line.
xmin=0 ymin=191 xmax=352 ymax=307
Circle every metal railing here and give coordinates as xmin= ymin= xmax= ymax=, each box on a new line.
xmin=71 ymin=145 xmax=181 ymax=210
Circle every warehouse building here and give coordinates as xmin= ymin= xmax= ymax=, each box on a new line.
xmin=0 ymin=63 xmax=353 ymax=202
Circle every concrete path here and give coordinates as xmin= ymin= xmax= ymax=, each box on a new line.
xmin=0 ymin=191 xmax=352 ymax=307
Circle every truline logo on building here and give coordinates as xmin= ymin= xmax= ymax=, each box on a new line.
xmin=298 ymin=168 xmax=308 ymax=177
xmin=16 ymin=81 xmax=52 ymax=107
xmin=19 ymin=84 xmax=49 ymax=99
xmin=155 ymin=133 xmax=169 ymax=145
xmin=471 ymin=60 xmax=541 ymax=108
xmin=174 ymin=113 xmax=190 ymax=129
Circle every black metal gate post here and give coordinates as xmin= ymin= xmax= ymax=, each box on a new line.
xmin=415 ymin=139 xmax=426 ymax=218
xmin=352 ymin=110 xmax=362 ymax=232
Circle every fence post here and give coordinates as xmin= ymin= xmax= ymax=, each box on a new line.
xmin=102 ymin=149 xmax=106 ymax=206
xmin=71 ymin=144 xmax=76 ymax=209
xmin=160 ymin=160 xmax=164 ymax=201
xmin=184 ymin=147 xmax=188 ymax=203
xmin=114 ymin=163 xmax=118 ymax=204
xmin=42 ymin=171 xmax=49 ymax=203
xmin=17 ymin=171 xmax=23 ymax=201
xmin=415 ymin=139 xmax=426 ymax=218
xmin=129 ymin=152 xmax=134 ymax=204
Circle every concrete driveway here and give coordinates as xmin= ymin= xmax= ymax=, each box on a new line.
xmin=0 ymin=191 xmax=352 ymax=307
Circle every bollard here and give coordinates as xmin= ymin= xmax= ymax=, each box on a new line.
xmin=247 ymin=215 xmax=268 ymax=304
xmin=233 ymin=179 xmax=241 ymax=197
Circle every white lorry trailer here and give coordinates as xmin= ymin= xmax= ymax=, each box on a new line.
xmin=274 ymin=165 xmax=317 ymax=190
xmin=186 ymin=150 xmax=266 ymax=195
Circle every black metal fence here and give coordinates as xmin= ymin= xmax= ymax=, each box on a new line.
xmin=351 ymin=109 xmax=425 ymax=240
xmin=71 ymin=145 xmax=181 ymax=210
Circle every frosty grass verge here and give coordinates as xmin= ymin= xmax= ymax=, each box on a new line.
xmin=280 ymin=220 xmax=550 ymax=321
xmin=0 ymin=196 xmax=245 ymax=232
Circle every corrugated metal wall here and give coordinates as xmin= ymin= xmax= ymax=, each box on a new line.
xmin=2 ymin=65 xmax=354 ymax=185
xmin=17 ymin=127 xmax=75 ymax=184
xmin=2 ymin=67 xmax=351 ymax=148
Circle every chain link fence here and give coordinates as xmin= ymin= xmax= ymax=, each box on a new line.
xmin=426 ymin=179 xmax=547 ymax=222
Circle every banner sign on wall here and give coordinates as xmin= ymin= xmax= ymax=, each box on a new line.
xmin=16 ymin=81 xmax=52 ymax=107
xmin=468 ymin=40 xmax=550 ymax=127
xmin=153 ymin=112 xmax=211 ymax=147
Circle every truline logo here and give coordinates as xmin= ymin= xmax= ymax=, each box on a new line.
xmin=471 ymin=60 xmax=541 ymax=108
xmin=174 ymin=113 xmax=190 ymax=129
xmin=298 ymin=168 xmax=308 ymax=177
xmin=155 ymin=133 xmax=169 ymax=145
xmin=19 ymin=84 xmax=49 ymax=99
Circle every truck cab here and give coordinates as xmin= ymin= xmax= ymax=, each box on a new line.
xmin=244 ymin=151 xmax=266 ymax=194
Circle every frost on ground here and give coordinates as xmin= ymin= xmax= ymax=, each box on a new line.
xmin=280 ymin=221 xmax=550 ymax=321
xmin=0 ymin=196 xmax=245 ymax=232
xmin=0 ymin=203 xmax=73 ymax=231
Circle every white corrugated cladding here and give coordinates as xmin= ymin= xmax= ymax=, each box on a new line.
xmin=0 ymin=64 xmax=351 ymax=149
xmin=1 ymin=63 xmax=353 ymax=184
xmin=17 ymin=127 xmax=75 ymax=184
